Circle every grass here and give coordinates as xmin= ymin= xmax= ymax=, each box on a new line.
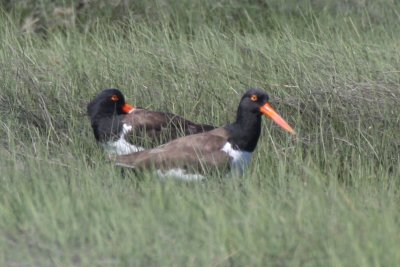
xmin=1 ymin=0 xmax=400 ymax=266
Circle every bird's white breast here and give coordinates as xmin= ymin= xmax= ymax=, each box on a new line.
xmin=103 ymin=124 xmax=144 ymax=155
xmin=221 ymin=142 xmax=252 ymax=175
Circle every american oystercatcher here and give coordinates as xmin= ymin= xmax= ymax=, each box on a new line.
xmin=87 ymin=88 xmax=215 ymax=155
xmin=111 ymin=88 xmax=296 ymax=180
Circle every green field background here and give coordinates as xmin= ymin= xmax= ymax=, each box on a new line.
xmin=0 ymin=0 xmax=399 ymax=266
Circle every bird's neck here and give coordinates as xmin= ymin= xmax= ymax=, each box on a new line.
xmin=91 ymin=114 xmax=124 ymax=142
xmin=225 ymin=107 xmax=262 ymax=152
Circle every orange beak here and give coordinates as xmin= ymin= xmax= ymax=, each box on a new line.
xmin=260 ymin=103 xmax=296 ymax=135
xmin=121 ymin=103 xmax=135 ymax=114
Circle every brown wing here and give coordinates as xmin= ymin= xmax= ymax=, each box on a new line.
xmin=113 ymin=128 xmax=231 ymax=173
xmin=122 ymin=109 xmax=215 ymax=146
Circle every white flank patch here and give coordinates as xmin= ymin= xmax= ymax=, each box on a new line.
xmin=156 ymin=168 xmax=205 ymax=181
xmin=122 ymin=123 xmax=133 ymax=135
xmin=103 ymin=123 xmax=144 ymax=155
xmin=113 ymin=161 xmax=136 ymax=169
xmin=221 ymin=142 xmax=252 ymax=175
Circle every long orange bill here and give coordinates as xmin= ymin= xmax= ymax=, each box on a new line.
xmin=260 ymin=103 xmax=296 ymax=135
xmin=122 ymin=103 xmax=135 ymax=114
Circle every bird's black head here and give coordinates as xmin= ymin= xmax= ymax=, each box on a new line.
xmin=227 ymin=88 xmax=295 ymax=152
xmin=235 ymin=88 xmax=295 ymax=135
xmin=238 ymin=88 xmax=270 ymax=114
xmin=87 ymin=88 xmax=134 ymax=120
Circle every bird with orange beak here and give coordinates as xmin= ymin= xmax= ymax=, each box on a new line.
xmin=111 ymin=88 xmax=296 ymax=180
xmin=87 ymin=88 xmax=215 ymax=155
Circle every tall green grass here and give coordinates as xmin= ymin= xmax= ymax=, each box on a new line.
xmin=1 ymin=1 xmax=400 ymax=266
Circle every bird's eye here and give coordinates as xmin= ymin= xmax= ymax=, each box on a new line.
xmin=250 ymin=95 xmax=258 ymax=102
xmin=111 ymin=95 xmax=119 ymax=102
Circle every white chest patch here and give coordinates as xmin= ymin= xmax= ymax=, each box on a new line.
xmin=221 ymin=142 xmax=252 ymax=175
xmin=102 ymin=123 xmax=144 ymax=155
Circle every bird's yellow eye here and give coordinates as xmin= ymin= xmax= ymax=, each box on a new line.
xmin=111 ymin=95 xmax=119 ymax=102
xmin=250 ymin=95 xmax=258 ymax=102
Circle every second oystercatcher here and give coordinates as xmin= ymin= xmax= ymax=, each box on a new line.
xmin=111 ymin=88 xmax=295 ymax=180
xmin=87 ymin=88 xmax=215 ymax=155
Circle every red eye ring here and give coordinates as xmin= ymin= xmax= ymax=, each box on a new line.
xmin=111 ymin=95 xmax=119 ymax=102
xmin=250 ymin=95 xmax=258 ymax=102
